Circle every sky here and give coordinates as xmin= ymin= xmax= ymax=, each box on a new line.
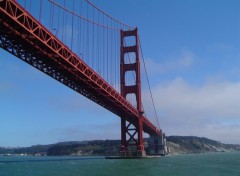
xmin=1 ymin=0 xmax=240 ymax=147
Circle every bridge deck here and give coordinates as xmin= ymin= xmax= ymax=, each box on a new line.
xmin=0 ymin=0 xmax=161 ymax=136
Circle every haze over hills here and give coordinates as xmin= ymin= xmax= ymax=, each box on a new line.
xmin=0 ymin=136 xmax=239 ymax=156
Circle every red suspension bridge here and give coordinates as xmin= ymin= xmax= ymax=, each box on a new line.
xmin=0 ymin=0 xmax=168 ymax=157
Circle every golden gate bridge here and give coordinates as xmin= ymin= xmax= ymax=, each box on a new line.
xmin=0 ymin=0 xmax=168 ymax=157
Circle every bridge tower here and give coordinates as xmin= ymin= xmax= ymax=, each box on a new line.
xmin=120 ymin=28 xmax=146 ymax=157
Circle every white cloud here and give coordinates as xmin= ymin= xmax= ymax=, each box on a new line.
xmin=155 ymin=77 xmax=240 ymax=119
xmin=144 ymin=50 xmax=194 ymax=74
xmin=143 ymin=77 xmax=240 ymax=144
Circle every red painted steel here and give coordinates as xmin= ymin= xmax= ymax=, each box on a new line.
xmin=0 ymin=0 xmax=162 ymax=146
xmin=120 ymin=29 xmax=146 ymax=156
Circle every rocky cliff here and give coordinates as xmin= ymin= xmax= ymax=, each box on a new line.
xmin=166 ymin=136 xmax=240 ymax=155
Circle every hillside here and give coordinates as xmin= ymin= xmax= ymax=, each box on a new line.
xmin=1 ymin=136 xmax=239 ymax=156
xmin=166 ymin=136 xmax=240 ymax=154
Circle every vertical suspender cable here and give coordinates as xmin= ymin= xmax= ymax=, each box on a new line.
xmin=92 ymin=6 xmax=95 ymax=69
xmin=49 ymin=2 xmax=52 ymax=30
xmin=110 ymin=19 xmax=113 ymax=85
xmin=24 ymin=0 xmax=26 ymax=9
xmin=62 ymin=0 xmax=65 ymax=43
xmin=30 ymin=0 xmax=32 ymax=13
xmin=114 ymin=21 xmax=116 ymax=90
xmin=86 ymin=2 xmax=89 ymax=64
xmin=79 ymin=0 xmax=85 ymax=59
xmin=139 ymin=37 xmax=161 ymax=130
xmin=102 ymin=14 xmax=105 ymax=77
xmin=52 ymin=3 xmax=55 ymax=34
xmin=64 ymin=0 xmax=66 ymax=42
xmin=39 ymin=0 xmax=42 ymax=22
xmin=78 ymin=15 xmax=81 ymax=58
xmin=106 ymin=18 xmax=109 ymax=82
xmin=97 ymin=11 xmax=100 ymax=74
xmin=71 ymin=0 xmax=74 ymax=50
xmin=57 ymin=5 xmax=60 ymax=38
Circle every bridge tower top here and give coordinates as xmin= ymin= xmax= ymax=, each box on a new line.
xmin=120 ymin=28 xmax=146 ymax=157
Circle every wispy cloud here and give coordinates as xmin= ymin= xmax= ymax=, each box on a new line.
xmin=154 ymin=77 xmax=240 ymax=118
xmin=144 ymin=50 xmax=194 ymax=74
xmin=145 ymin=77 xmax=240 ymax=144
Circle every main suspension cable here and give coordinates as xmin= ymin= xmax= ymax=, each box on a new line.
xmin=85 ymin=0 xmax=133 ymax=30
xmin=48 ymin=0 xmax=132 ymax=31
xmin=138 ymin=36 xmax=161 ymax=130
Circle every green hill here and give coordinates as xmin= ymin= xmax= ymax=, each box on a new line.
xmin=1 ymin=136 xmax=239 ymax=156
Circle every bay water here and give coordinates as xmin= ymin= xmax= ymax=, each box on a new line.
xmin=0 ymin=152 xmax=239 ymax=176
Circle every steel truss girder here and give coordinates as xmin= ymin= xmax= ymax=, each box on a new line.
xmin=0 ymin=0 xmax=161 ymax=139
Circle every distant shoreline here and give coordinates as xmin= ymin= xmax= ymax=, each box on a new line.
xmin=0 ymin=136 xmax=239 ymax=156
